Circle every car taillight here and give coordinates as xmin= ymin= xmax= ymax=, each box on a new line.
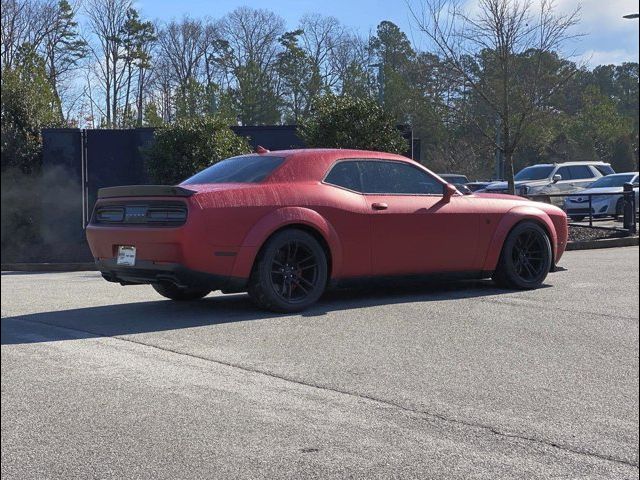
xmin=93 ymin=202 xmax=187 ymax=226
xmin=146 ymin=207 xmax=187 ymax=223
xmin=96 ymin=207 xmax=125 ymax=222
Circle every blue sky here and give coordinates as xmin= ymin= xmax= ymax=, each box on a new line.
xmin=136 ymin=0 xmax=639 ymax=67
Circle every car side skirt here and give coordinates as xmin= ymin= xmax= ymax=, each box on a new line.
xmin=330 ymin=270 xmax=494 ymax=289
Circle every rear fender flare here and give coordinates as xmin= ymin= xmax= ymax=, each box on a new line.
xmin=230 ymin=207 xmax=342 ymax=280
xmin=482 ymin=206 xmax=558 ymax=271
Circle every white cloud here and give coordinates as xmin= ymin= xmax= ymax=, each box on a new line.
xmin=556 ymin=0 xmax=638 ymax=30
xmin=454 ymin=0 xmax=639 ymax=65
xmin=580 ymin=48 xmax=637 ymax=66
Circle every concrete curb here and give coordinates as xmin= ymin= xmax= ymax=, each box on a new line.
xmin=1 ymin=263 xmax=97 ymax=272
xmin=566 ymin=236 xmax=639 ymax=251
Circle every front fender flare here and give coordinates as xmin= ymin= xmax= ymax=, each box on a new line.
xmin=481 ymin=205 xmax=558 ymax=272
xmin=230 ymin=207 xmax=343 ymax=280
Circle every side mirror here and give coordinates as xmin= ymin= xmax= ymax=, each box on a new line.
xmin=552 ymin=174 xmax=562 ymax=183
xmin=442 ymin=183 xmax=458 ymax=203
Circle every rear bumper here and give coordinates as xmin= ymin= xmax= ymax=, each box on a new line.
xmin=96 ymin=259 xmax=247 ymax=292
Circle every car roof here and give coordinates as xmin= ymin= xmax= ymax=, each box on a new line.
xmin=255 ymin=148 xmax=417 ymax=183
xmin=526 ymin=161 xmax=611 ymax=167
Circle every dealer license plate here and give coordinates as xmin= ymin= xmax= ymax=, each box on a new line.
xmin=116 ymin=246 xmax=136 ymax=266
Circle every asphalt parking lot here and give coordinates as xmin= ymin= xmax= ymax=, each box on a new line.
xmin=1 ymin=247 xmax=638 ymax=479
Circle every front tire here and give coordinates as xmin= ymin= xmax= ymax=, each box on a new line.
xmin=248 ymin=229 xmax=328 ymax=313
xmin=493 ymin=221 xmax=552 ymax=290
xmin=152 ymin=283 xmax=211 ymax=301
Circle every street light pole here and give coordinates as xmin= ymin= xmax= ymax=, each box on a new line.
xmin=622 ymin=11 xmax=639 ymax=168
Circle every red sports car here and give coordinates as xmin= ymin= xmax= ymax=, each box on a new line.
xmin=86 ymin=149 xmax=568 ymax=312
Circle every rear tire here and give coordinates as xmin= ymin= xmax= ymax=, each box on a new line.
xmin=493 ymin=221 xmax=552 ymax=290
xmin=152 ymin=283 xmax=211 ymax=301
xmin=248 ymin=229 xmax=328 ymax=313
xmin=569 ymin=215 xmax=585 ymax=222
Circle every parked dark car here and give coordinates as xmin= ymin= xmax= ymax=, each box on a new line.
xmin=439 ymin=174 xmax=469 ymax=189
xmin=439 ymin=174 xmax=474 ymax=193
xmin=466 ymin=181 xmax=493 ymax=192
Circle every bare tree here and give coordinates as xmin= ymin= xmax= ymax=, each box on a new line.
xmin=331 ymin=32 xmax=374 ymax=98
xmin=85 ymin=0 xmax=131 ymax=127
xmin=409 ymin=0 xmax=581 ymax=192
xmin=298 ymin=15 xmax=348 ymax=96
xmin=42 ymin=0 xmax=88 ymax=120
xmin=212 ymin=7 xmax=285 ymax=124
xmin=0 ymin=0 xmax=58 ymax=69
xmin=117 ymin=8 xmax=156 ymax=126
xmin=157 ymin=18 xmax=206 ymax=98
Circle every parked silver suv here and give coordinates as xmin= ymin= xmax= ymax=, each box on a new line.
xmin=480 ymin=161 xmax=615 ymax=196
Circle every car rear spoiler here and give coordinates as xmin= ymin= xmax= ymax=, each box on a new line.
xmin=97 ymin=185 xmax=197 ymax=199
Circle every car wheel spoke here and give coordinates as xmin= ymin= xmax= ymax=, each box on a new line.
xmin=269 ymin=240 xmax=319 ymax=304
xmin=512 ymin=229 xmax=547 ymax=282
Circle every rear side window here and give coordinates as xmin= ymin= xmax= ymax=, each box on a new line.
xmin=183 ymin=155 xmax=284 ymax=184
xmin=360 ymin=161 xmax=443 ymax=195
xmin=569 ymin=165 xmax=596 ymax=179
xmin=595 ymin=164 xmax=615 ymax=176
xmin=324 ymin=161 xmax=362 ymax=191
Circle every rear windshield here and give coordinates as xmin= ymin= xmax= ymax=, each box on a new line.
xmin=515 ymin=165 xmax=554 ymax=181
xmin=182 ymin=155 xmax=285 ymax=184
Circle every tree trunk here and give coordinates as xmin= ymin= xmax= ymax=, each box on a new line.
xmin=111 ymin=50 xmax=119 ymax=128
xmin=124 ymin=63 xmax=132 ymax=125
xmin=136 ymin=67 xmax=144 ymax=126
xmin=505 ymin=150 xmax=516 ymax=195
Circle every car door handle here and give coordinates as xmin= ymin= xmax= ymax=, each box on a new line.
xmin=372 ymin=202 xmax=388 ymax=210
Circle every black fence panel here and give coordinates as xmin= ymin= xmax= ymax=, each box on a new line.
xmin=85 ymin=129 xmax=153 ymax=224
xmin=42 ymin=128 xmax=83 ymax=178
xmin=41 ymin=128 xmax=84 ymax=244
xmin=231 ymin=125 xmax=304 ymax=151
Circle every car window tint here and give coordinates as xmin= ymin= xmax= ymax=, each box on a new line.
xmin=569 ymin=165 xmax=595 ymax=179
xmin=556 ymin=166 xmax=572 ymax=180
xmin=359 ymin=161 xmax=443 ymax=194
xmin=595 ymin=165 xmax=615 ymax=176
xmin=440 ymin=175 xmax=468 ymax=186
xmin=324 ymin=161 xmax=362 ymax=192
xmin=183 ymin=155 xmax=284 ymax=184
xmin=515 ymin=165 xmax=554 ymax=181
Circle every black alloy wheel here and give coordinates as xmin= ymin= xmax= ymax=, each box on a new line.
xmin=248 ymin=229 xmax=328 ymax=312
xmin=511 ymin=229 xmax=548 ymax=282
xmin=269 ymin=240 xmax=320 ymax=304
xmin=493 ymin=221 xmax=552 ymax=289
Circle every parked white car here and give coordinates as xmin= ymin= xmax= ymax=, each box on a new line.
xmin=480 ymin=161 xmax=615 ymax=196
xmin=563 ymin=172 xmax=639 ymax=221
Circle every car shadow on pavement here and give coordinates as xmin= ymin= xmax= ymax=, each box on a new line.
xmin=1 ymin=278 xmax=548 ymax=345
